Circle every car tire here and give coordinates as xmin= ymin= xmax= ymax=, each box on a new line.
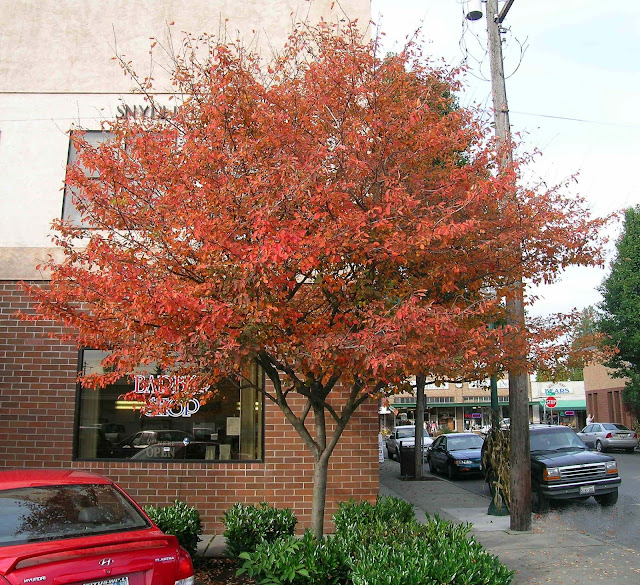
xmin=428 ymin=456 xmax=437 ymax=474
xmin=446 ymin=462 xmax=456 ymax=480
xmin=625 ymin=448 xmax=635 ymax=454
xmin=388 ymin=449 xmax=395 ymax=461
xmin=594 ymin=489 xmax=618 ymax=507
xmin=532 ymin=481 xmax=550 ymax=513
xmin=596 ymin=440 xmax=606 ymax=453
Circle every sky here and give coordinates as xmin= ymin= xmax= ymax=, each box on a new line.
xmin=370 ymin=0 xmax=640 ymax=317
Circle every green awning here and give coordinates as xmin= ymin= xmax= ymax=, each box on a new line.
xmin=539 ymin=400 xmax=586 ymax=410
xmin=391 ymin=401 xmax=539 ymax=409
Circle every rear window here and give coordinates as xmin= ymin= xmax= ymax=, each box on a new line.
xmin=0 ymin=483 xmax=150 ymax=546
xmin=602 ymin=423 xmax=630 ymax=431
xmin=396 ymin=428 xmax=428 ymax=438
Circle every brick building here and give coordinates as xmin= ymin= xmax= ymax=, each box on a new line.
xmin=584 ymin=362 xmax=636 ymax=428
xmin=0 ymin=0 xmax=376 ymax=534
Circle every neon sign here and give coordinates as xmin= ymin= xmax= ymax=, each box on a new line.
xmin=132 ymin=375 xmax=206 ymax=418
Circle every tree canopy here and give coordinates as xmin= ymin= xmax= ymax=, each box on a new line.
xmin=599 ymin=206 xmax=640 ymax=420
xmin=23 ymin=22 xmax=609 ymax=535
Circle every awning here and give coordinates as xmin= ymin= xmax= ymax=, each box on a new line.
xmin=390 ymin=401 xmax=539 ymax=409
xmin=539 ymin=400 xmax=586 ymax=410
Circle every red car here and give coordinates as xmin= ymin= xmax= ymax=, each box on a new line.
xmin=0 ymin=469 xmax=194 ymax=585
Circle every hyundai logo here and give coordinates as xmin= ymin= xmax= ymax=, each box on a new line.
xmin=99 ymin=559 xmax=114 ymax=567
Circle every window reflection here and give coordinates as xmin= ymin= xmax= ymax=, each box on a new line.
xmin=75 ymin=350 xmax=263 ymax=462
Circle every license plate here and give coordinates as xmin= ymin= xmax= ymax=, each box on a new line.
xmin=85 ymin=578 xmax=129 ymax=585
xmin=615 ymin=434 xmax=629 ymax=439
xmin=579 ymin=485 xmax=595 ymax=495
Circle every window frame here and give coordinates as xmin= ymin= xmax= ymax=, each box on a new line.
xmin=72 ymin=349 xmax=265 ymax=464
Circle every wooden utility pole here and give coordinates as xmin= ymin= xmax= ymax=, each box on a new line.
xmin=414 ymin=374 xmax=426 ymax=479
xmin=485 ymin=0 xmax=531 ymax=531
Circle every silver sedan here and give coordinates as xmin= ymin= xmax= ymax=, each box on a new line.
xmin=577 ymin=422 xmax=638 ymax=453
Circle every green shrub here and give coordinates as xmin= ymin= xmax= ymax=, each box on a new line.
xmin=237 ymin=535 xmax=310 ymax=585
xmin=222 ymin=502 xmax=297 ymax=557
xmin=332 ymin=496 xmax=414 ymax=535
xmin=237 ymin=511 xmax=513 ymax=585
xmin=237 ymin=531 xmax=349 ymax=585
xmin=144 ymin=500 xmax=202 ymax=557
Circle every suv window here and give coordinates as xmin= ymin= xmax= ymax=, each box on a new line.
xmin=530 ymin=428 xmax=586 ymax=451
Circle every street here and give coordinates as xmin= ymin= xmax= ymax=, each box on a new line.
xmin=388 ymin=448 xmax=640 ymax=552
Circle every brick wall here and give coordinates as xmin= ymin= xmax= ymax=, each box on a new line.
xmin=0 ymin=281 xmax=379 ymax=533
xmin=584 ymin=363 xmax=635 ymax=428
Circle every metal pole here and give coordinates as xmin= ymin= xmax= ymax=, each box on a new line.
xmin=485 ymin=0 xmax=532 ymax=531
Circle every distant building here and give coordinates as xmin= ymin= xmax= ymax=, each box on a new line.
xmin=384 ymin=377 xmax=587 ymax=431
xmin=584 ymin=363 xmax=636 ymax=427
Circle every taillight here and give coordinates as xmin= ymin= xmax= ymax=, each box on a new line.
xmin=634 ymin=433 xmax=638 ymax=439
xmin=605 ymin=433 xmax=612 ymax=438
xmin=175 ymin=546 xmax=194 ymax=585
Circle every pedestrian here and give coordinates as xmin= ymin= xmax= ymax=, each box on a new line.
xmin=587 ymin=413 xmax=595 ymax=425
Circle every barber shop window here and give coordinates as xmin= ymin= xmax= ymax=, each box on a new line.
xmin=74 ymin=349 xmax=264 ymax=462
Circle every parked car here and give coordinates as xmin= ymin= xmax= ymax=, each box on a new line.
xmin=113 ymin=429 xmax=194 ymax=458
xmin=426 ymin=432 xmax=484 ymax=479
xmin=482 ymin=424 xmax=621 ymax=512
xmin=576 ymin=423 xmax=638 ymax=453
xmin=385 ymin=425 xmax=433 ymax=460
xmin=0 ymin=468 xmax=194 ymax=585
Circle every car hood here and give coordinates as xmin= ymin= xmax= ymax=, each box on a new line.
xmin=531 ymin=448 xmax=614 ymax=466
xmin=450 ymin=448 xmax=482 ymax=460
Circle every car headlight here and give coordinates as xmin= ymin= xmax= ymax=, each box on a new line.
xmin=605 ymin=461 xmax=618 ymax=474
xmin=456 ymin=459 xmax=474 ymax=466
xmin=543 ymin=467 xmax=561 ymax=481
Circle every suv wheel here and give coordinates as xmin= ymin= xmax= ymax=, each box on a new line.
xmin=594 ymin=489 xmax=618 ymax=507
xmin=532 ymin=481 xmax=550 ymax=513
xmin=596 ymin=440 xmax=606 ymax=453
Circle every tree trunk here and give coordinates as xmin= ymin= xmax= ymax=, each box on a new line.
xmin=311 ymin=453 xmax=329 ymax=539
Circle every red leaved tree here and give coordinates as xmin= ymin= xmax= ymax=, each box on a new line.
xmin=24 ymin=23 xmax=608 ymax=537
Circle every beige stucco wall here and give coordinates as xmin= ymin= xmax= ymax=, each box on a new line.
xmin=0 ymin=0 xmax=371 ymax=93
xmin=0 ymin=0 xmax=371 ymax=280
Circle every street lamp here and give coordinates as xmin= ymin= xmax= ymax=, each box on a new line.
xmin=465 ymin=0 xmax=483 ymax=21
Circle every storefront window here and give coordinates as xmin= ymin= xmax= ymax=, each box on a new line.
xmin=74 ymin=350 xmax=263 ymax=462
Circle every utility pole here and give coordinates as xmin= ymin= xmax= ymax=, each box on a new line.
xmin=468 ymin=0 xmax=531 ymax=531
xmin=413 ymin=374 xmax=426 ymax=479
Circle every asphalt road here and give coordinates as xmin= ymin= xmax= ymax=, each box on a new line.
xmin=388 ymin=448 xmax=640 ymax=552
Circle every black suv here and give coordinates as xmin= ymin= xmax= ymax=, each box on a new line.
xmin=484 ymin=425 xmax=621 ymax=511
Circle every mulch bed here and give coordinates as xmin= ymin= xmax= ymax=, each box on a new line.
xmin=194 ymin=558 xmax=256 ymax=585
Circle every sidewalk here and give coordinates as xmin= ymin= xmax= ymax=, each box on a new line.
xmin=379 ymin=458 xmax=640 ymax=584
xmin=196 ymin=459 xmax=640 ymax=584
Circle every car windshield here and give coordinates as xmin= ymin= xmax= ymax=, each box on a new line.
xmin=530 ymin=429 xmax=586 ymax=452
xmin=447 ymin=435 xmax=484 ymax=451
xmin=0 ymin=483 xmax=150 ymax=546
xmin=397 ymin=428 xmax=428 ymax=439
xmin=602 ymin=423 xmax=630 ymax=431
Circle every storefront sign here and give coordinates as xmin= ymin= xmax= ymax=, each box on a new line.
xmin=116 ymin=104 xmax=178 ymax=119
xmin=133 ymin=375 xmax=205 ymax=417
xmin=563 ymin=411 xmax=575 ymax=416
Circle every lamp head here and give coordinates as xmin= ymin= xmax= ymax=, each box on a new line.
xmin=466 ymin=0 xmax=483 ymax=21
